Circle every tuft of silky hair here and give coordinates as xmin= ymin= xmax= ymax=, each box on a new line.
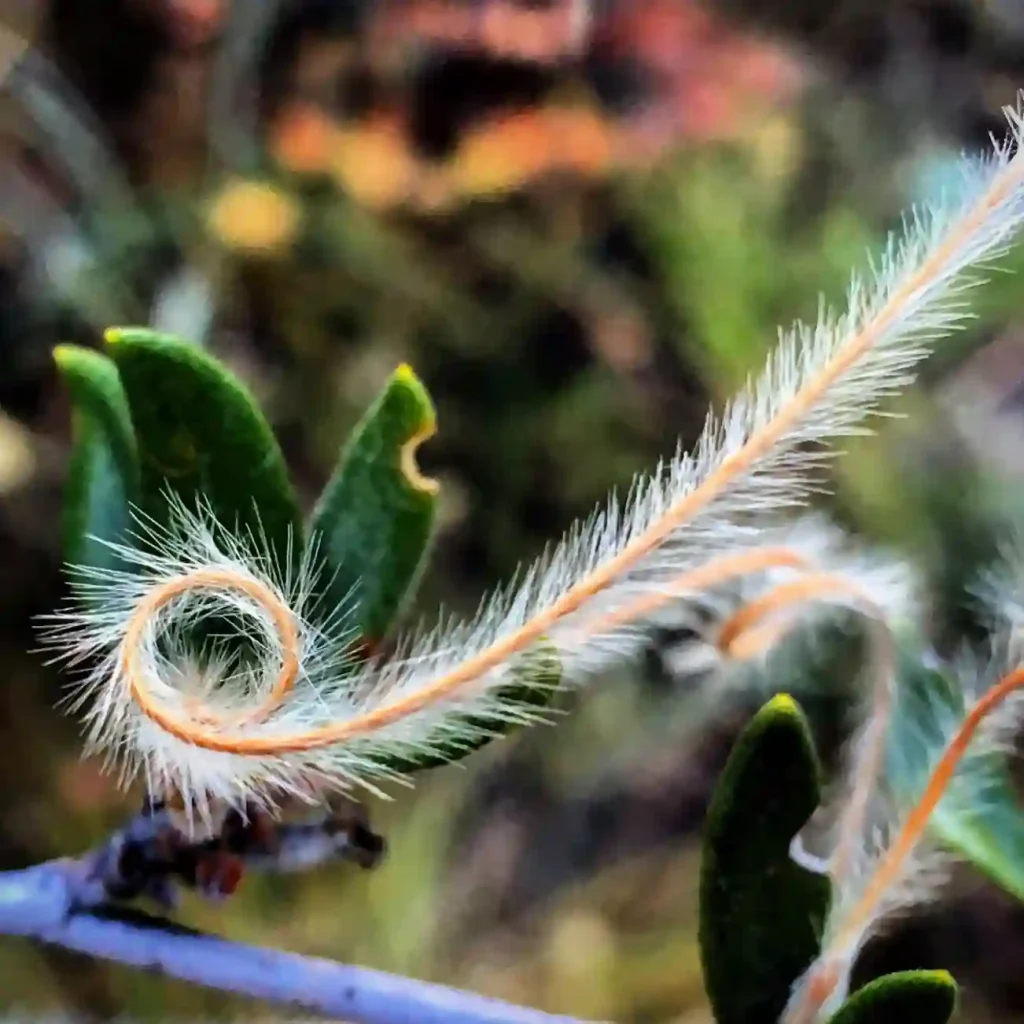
xmin=39 ymin=97 xmax=1024 ymax=830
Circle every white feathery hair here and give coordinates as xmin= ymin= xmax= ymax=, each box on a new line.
xmin=39 ymin=97 xmax=1024 ymax=830
xmin=782 ymin=569 xmax=1024 ymax=1023
xmin=635 ymin=511 xmax=919 ymax=692
xmin=782 ymin=643 xmax=1024 ymax=1023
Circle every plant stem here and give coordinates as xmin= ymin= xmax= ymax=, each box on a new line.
xmin=0 ymin=860 xmax=596 ymax=1024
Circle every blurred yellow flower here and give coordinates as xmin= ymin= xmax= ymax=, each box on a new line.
xmin=450 ymin=105 xmax=617 ymax=200
xmin=206 ymin=179 xmax=301 ymax=255
xmin=451 ymin=110 xmax=554 ymax=198
xmin=748 ymin=112 xmax=801 ymax=186
xmin=331 ymin=116 xmax=419 ymax=210
xmin=548 ymin=106 xmax=616 ymax=176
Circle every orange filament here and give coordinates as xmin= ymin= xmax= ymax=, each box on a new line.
xmin=726 ymin=618 xmax=793 ymax=660
xmin=122 ymin=568 xmax=301 ymax=731
xmin=787 ymin=666 xmax=1024 ymax=1024
xmin=719 ymin=574 xmax=897 ymax=897
xmin=572 ymin=545 xmax=809 ymax=640
xmin=120 ymin=144 xmax=1024 ymax=758
xmin=833 ymin=665 xmax=1024 ymax=953
xmin=784 ymin=957 xmax=846 ymax=1024
xmin=718 ymin=574 xmax=880 ymax=655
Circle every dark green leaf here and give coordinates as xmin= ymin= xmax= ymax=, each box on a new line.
xmin=308 ymin=363 xmax=438 ymax=647
xmin=103 ymin=327 xmax=301 ymax=567
xmin=54 ymin=343 xmax=140 ymax=573
xmin=829 ymin=970 xmax=958 ymax=1024
xmin=699 ymin=693 xmax=831 ymax=1024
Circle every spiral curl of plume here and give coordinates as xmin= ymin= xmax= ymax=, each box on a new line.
xmin=38 ymin=97 xmax=1024 ymax=833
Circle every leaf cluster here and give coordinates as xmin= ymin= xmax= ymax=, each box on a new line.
xmin=55 ymin=328 xmax=559 ymax=783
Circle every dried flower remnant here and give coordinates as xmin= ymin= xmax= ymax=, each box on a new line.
xmin=71 ymin=794 xmax=384 ymax=911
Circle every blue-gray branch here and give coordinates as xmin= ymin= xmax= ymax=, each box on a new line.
xmin=0 ymin=860 xmax=593 ymax=1024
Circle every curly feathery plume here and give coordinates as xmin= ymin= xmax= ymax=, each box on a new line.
xmin=39 ymin=97 xmax=1024 ymax=825
xmin=780 ymin=526 xmax=1024 ymax=1024
xmin=781 ymin=642 xmax=1024 ymax=1024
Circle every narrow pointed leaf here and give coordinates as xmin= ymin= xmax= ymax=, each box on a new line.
xmin=374 ymin=638 xmax=562 ymax=776
xmin=308 ymin=363 xmax=438 ymax=648
xmin=54 ymin=344 xmax=140 ymax=573
xmin=103 ymin=327 xmax=301 ymax=566
xmin=828 ymin=970 xmax=958 ymax=1024
xmin=699 ymin=694 xmax=831 ymax=1024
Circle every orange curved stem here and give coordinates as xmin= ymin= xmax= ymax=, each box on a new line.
xmin=123 ymin=548 xmax=809 ymax=753
xmin=105 ymin=139 xmax=1024 ymax=760
xmin=719 ymin=574 xmax=897 ymax=895
xmin=571 ymin=545 xmax=809 ymax=640
xmin=123 ymin=568 xmax=300 ymax=731
xmin=838 ymin=664 xmax=1024 ymax=947
xmin=787 ymin=665 xmax=1024 ymax=1024
xmin=717 ymin=574 xmax=870 ymax=654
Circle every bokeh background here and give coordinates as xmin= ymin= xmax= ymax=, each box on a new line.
xmin=5 ymin=0 xmax=1024 ymax=1020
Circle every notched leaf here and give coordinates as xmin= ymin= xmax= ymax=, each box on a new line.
xmin=699 ymin=693 xmax=831 ymax=1024
xmin=308 ymin=363 xmax=439 ymax=647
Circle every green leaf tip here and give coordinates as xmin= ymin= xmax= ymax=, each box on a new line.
xmin=390 ymin=363 xmax=440 ymax=496
xmin=53 ymin=342 xmax=89 ymax=369
xmin=393 ymin=361 xmax=420 ymax=385
xmin=103 ymin=325 xmax=167 ymax=348
xmin=699 ymin=694 xmax=831 ymax=1024
xmin=54 ymin=343 xmax=122 ymax=384
xmin=308 ymin=363 xmax=440 ymax=648
xmin=828 ymin=970 xmax=958 ymax=1024
xmin=763 ymin=691 xmax=800 ymax=716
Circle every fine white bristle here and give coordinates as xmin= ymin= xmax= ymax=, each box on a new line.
xmin=636 ymin=512 xmax=919 ymax=697
xmin=783 ymin=624 xmax=1024 ymax=1022
xmin=39 ymin=97 xmax=1024 ymax=829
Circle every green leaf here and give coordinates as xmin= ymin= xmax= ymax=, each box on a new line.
xmin=308 ymin=363 xmax=438 ymax=647
xmin=828 ymin=970 xmax=958 ymax=1024
xmin=375 ymin=638 xmax=562 ymax=776
xmin=103 ymin=327 xmax=301 ymax=566
xmin=54 ymin=344 xmax=140 ymax=573
xmin=888 ymin=651 xmax=1024 ymax=902
xmin=699 ymin=694 xmax=831 ymax=1024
